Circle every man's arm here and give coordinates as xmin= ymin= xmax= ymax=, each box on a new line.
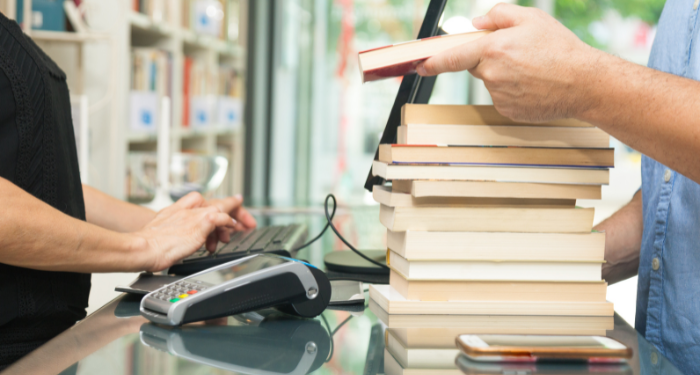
xmin=417 ymin=4 xmax=700 ymax=184
xmin=0 ymin=177 xmax=235 ymax=273
xmin=596 ymin=191 xmax=643 ymax=285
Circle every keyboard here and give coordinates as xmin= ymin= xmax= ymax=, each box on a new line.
xmin=168 ymin=224 xmax=308 ymax=275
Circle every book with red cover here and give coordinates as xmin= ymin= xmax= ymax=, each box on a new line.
xmin=358 ymin=31 xmax=491 ymax=83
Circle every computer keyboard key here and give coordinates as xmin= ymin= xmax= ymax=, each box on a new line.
xmin=248 ymin=227 xmax=283 ymax=253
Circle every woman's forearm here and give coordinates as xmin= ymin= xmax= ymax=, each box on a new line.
xmin=0 ymin=178 xmax=148 ymax=272
xmin=597 ymin=191 xmax=643 ymax=285
xmin=2 ymin=178 xmax=236 ymax=273
xmin=83 ymin=184 xmax=156 ymax=232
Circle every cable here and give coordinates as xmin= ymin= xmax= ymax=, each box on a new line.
xmin=294 ymin=194 xmax=389 ymax=270
xmin=292 ymin=194 xmax=337 ymax=252
xmin=321 ymin=313 xmax=355 ymax=363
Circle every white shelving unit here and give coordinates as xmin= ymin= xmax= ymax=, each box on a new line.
xmin=1 ymin=0 xmax=246 ymax=201
xmin=121 ymin=1 xmax=246 ymax=202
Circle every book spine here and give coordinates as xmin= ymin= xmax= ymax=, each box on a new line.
xmin=362 ymin=58 xmax=425 ymax=83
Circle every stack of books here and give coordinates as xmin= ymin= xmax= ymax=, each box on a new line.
xmin=369 ymin=103 xmax=615 ymax=324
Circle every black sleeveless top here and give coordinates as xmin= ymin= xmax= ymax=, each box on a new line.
xmin=0 ymin=14 xmax=91 ymax=368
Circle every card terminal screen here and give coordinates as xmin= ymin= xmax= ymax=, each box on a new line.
xmin=188 ymin=256 xmax=288 ymax=286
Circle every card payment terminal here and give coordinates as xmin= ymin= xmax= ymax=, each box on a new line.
xmin=140 ymin=254 xmax=331 ymax=325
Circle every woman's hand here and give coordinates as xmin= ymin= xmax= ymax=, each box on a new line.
xmin=129 ymin=192 xmax=237 ymax=272
xmin=199 ymin=194 xmax=258 ymax=251
xmin=416 ymin=3 xmax=603 ymax=122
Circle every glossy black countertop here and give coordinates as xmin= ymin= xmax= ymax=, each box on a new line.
xmin=0 ymin=208 xmax=686 ymax=375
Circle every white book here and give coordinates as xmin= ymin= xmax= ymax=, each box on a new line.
xmin=369 ymin=285 xmax=614 ymax=316
xmin=384 ymin=349 xmax=463 ymax=375
xmin=372 ymin=161 xmax=610 ymax=185
xmin=385 ymin=330 xmax=459 ymax=369
xmin=389 ymin=251 xmax=602 ymax=282
xmin=397 ymin=124 xmax=610 ymax=148
xmin=368 ymin=300 xmax=614 ymax=334
xmin=387 ymin=230 xmax=605 ymax=262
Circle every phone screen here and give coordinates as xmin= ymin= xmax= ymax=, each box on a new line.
xmin=475 ymin=335 xmax=624 ymax=349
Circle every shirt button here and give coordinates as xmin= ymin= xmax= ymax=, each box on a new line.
xmin=664 ymin=169 xmax=672 ymax=182
xmin=694 ymin=0 xmax=699 ymax=10
xmin=652 ymin=257 xmax=660 ymax=271
xmin=651 ymin=351 xmax=658 ymax=365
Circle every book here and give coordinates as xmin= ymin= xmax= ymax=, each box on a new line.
xmin=386 ymin=330 xmax=458 ymax=369
xmin=388 ymin=251 xmax=602 ymax=282
xmin=358 ymin=31 xmax=491 ymax=83
xmin=384 ymin=349 xmax=462 ymax=375
xmin=369 ymin=300 xmax=614 ymax=334
xmin=387 ymin=180 xmax=601 ymax=200
xmin=379 ymin=204 xmax=595 ymax=232
xmin=397 ymin=124 xmax=610 ymax=148
xmin=369 ymin=285 xmax=614 ymax=316
xmin=387 ymin=230 xmax=606 ymax=261
xmin=401 ymin=104 xmax=592 ymax=127
xmin=373 ymin=185 xmax=575 ymax=208
xmin=389 ymin=270 xmax=607 ymax=302
xmin=378 ymin=144 xmax=614 ymax=168
xmin=372 ymin=161 xmax=610 ymax=185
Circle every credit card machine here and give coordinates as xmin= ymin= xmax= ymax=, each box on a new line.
xmin=140 ymin=254 xmax=331 ymax=325
xmin=139 ymin=317 xmax=331 ymax=375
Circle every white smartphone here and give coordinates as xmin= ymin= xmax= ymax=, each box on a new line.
xmin=457 ymin=334 xmax=633 ymax=363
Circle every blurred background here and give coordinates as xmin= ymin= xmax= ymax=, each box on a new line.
xmin=0 ymin=0 xmax=658 ymax=325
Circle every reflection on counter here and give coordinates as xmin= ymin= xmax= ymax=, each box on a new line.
xmin=139 ymin=311 xmax=331 ymax=374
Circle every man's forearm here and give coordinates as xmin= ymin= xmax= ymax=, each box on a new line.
xmin=0 ymin=178 xmax=148 ymax=272
xmin=596 ymin=191 xmax=643 ymax=285
xmin=83 ymin=184 xmax=156 ymax=232
xmin=576 ymin=51 xmax=700 ymax=183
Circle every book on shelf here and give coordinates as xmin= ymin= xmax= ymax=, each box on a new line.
xmin=372 ymin=161 xmax=610 ymax=185
xmin=373 ymin=185 xmax=576 ymax=209
xmin=17 ymin=0 xmax=66 ymax=31
xmin=397 ymin=124 xmax=610 ymax=148
xmin=401 ymin=104 xmax=592 ymax=127
xmin=358 ymin=31 xmax=491 ymax=83
xmin=379 ymin=204 xmax=595 ymax=232
xmin=389 ymin=270 xmax=607 ymax=302
xmin=387 ymin=230 xmax=606 ymax=261
xmin=378 ymin=144 xmax=614 ymax=168
xmin=384 ymin=349 xmax=462 ymax=375
xmin=368 ymin=300 xmax=614 ymax=334
xmin=385 ymin=330 xmax=458 ymax=369
xmin=369 ymin=285 xmax=614 ymax=316
xmin=132 ymin=0 xmax=178 ymax=25
xmin=388 ymin=251 xmax=602 ymax=282
xmin=183 ymin=58 xmax=243 ymax=129
xmin=130 ymin=48 xmax=172 ymax=132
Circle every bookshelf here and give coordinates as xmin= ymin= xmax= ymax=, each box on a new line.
xmin=122 ymin=1 xmax=246 ymax=202
xmin=2 ymin=0 xmax=247 ymax=201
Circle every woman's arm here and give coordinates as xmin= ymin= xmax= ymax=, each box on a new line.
xmin=0 ymin=177 xmax=235 ymax=273
xmin=82 ymin=185 xmax=257 ymax=236
xmin=83 ymin=184 xmax=156 ymax=232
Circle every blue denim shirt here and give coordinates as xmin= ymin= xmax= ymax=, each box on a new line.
xmin=636 ymin=0 xmax=700 ymax=373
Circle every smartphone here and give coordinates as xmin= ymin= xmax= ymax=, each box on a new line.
xmin=457 ymin=334 xmax=633 ymax=363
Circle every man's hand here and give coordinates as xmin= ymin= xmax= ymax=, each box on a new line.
xmin=129 ymin=192 xmax=238 ymax=272
xmin=416 ymin=3 xmax=602 ymax=123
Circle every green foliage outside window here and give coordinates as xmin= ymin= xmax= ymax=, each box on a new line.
xmin=519 ymin=0 xmax=665 ymax=47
